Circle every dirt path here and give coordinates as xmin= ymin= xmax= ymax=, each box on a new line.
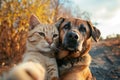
xmin=90 ymin=38 xmax=120 ymax=80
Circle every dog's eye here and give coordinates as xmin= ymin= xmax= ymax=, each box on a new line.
xmin=79 ymin=24 xmax=86 ymax=32
xmin=64 ymin=25 xmax=69 ymax=30
xmin=39 ymin=32 xmax=45 ymax=37
xmin=53 ymin=34 xmax=58 ymax=38
xmin=63 ymin=22 xmax=71 ymax=30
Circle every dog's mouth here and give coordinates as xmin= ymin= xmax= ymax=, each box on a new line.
xmin=62 ymin=43 xmax=79 ymax=51
xmin=62 ymin=39 xmax=79 ymax=51
xmin=67 ymin=47 xmax=75 ymax=51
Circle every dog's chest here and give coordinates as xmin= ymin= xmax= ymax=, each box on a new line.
xmin=58 ymin=57 xmax=85 ymax=75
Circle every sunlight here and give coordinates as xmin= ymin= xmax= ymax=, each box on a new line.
xmin=68 ymin=0 xmax=120 ymax=38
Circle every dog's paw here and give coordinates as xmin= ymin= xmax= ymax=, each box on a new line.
xmin=7 ymin=62 xmax=46 ymax=80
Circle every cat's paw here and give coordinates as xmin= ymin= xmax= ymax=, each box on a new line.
xmin=7 ymin=62 xmax=45 ymax=80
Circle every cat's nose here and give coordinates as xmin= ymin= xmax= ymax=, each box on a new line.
xmin=48 ymin=40 xmax=52 ymax=45
xmin=48 ymin=41 xmax=52 ymax=45
xmin=46 ymin=38 xmax=53 ymax=45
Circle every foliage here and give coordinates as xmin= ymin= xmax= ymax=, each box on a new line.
xmin=0 ymin=0 xmax=56 ymax=63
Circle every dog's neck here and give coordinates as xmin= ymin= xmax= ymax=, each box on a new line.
xmin=57 ymin=50 xmax=85 ymax=67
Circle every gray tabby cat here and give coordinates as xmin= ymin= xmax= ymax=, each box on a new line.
xmin=7 ymin=15 xmax=59 ymax=80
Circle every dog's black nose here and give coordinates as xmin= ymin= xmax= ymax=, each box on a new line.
xmin=67 ymin=31 xmax=78 ymax=40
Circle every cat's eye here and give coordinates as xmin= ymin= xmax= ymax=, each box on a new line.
xmin=53 ymin=34 xmax=58 ymax=38
xmin=79 ymin=24 xmax=86 ymax=32
xmin=39 ymin=32 xmax=45 ymax=37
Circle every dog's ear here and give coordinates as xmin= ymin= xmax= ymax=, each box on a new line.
xmin=87 ymin=21 xmax=101 ymax=42
xmin=55 ymin=17 xmax=65 ymax=30
xmin=92 ymin=26 xmax=101 ymax=42
xmin=29 ymin=14 xmax=40 ymax=30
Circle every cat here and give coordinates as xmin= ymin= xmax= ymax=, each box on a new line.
xmin=7 ymin=15 xmax=59 ymax=80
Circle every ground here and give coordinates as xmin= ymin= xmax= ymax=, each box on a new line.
xmin=0 ymin=38 xmax=120 ymax=80
xmin=90 ymin=38 xmax=120 ymax=80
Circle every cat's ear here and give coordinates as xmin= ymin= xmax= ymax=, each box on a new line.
xmin=29 ymin=14 xmax=40 ymax=30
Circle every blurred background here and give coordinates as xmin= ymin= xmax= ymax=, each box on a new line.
xmin=59 ymin=0 xmax=120 ymax=39
xmin=0 ymin=0 xmax=120 ymax=79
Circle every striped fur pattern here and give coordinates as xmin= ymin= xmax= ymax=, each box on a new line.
xmin=7 ymin=15 xmax=59 ymax=80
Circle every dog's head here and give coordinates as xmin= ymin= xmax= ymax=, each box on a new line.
xmin=55 ymin=17 xmax=100 ymax=55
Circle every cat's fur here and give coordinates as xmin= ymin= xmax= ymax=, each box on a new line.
xmin=7 ymin=15 xmax=59 ymax=80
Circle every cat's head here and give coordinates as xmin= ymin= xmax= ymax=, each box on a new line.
xmin=26 ymin=15 xmax=59 ymax=53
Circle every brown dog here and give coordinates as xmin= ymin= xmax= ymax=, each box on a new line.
xmin=55 ymin=17 xmax=101 ymax=80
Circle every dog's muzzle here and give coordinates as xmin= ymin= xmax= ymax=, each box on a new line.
xmin=63 ymin=31 xmax=79 ymax=51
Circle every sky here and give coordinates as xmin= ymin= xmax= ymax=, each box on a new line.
xmin=61 ymin=0 xmax=120 ymax=38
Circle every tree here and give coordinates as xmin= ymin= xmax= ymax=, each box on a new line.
xmin=0 ymin=0 xmax=53 ymax=63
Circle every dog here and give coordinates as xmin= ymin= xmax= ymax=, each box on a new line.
xmin=55 ymin=17 xmax=101 ymax=80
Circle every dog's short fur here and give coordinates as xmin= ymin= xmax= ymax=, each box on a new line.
xmin=55 ymin=17 xmax=101 ymax=80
